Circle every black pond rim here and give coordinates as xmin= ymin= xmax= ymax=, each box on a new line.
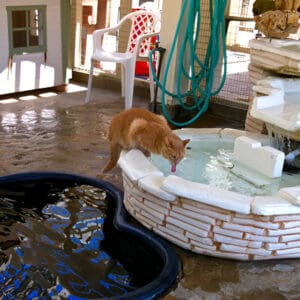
xmin=0 ymin=171 xmax=180 ymax=300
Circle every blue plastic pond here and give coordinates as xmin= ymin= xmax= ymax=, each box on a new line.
xmin=0 ymin=172 xmax=179 ymax=299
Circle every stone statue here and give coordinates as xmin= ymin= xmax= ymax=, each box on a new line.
xmin=253 ymin=0 xmax=300 ymax=38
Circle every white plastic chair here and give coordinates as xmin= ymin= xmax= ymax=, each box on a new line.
xmin=85 ymin=10 xmax=161 ymax=109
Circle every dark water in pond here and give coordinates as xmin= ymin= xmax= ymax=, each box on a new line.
xmin=0 ymin=185 xmax=136 ymax=299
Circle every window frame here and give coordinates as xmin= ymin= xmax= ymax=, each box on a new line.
xmin=6 ymin=5 xmax=47 ymax=55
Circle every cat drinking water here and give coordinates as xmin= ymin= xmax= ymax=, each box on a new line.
xmin=102 ymin=108 xmax=190 ymax=173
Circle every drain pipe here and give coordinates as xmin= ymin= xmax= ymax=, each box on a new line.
xmin=284 ymin=148 xmax=300 ymax=171
xmin=150 ymin=43 xmax=166 ymax=113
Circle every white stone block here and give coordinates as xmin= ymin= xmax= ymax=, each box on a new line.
xmin=172 ymin=206 xmax=215 ymax=225
xmin=186 ymin=232 xmax=214 ymax=245
xmin=141 ymin=208 xmax=165 ymax=223
xmin=251 ymin=196 xmax=300 ymax=215
xmin=278 ymin=186 xmax=300 ymax=206
xmin=166 ymin=216 xmax=208 ymax=237
xmin=222 ymin=222 xmax=265 ymax=236
xmin=275 ymin=248 xmax=300 ymax=256
xmin=135 ymin=211 xmax=157 ymax=229
xmin=267 ymin=227 xmax=300 ymax=237
xmin=244 ymin=233 xmax=279 ymax=243
xmin=282 ymin=221 xmax=300 ymax=229
xmin=138 ymin=174 xmax=176 ymax=202
xmin=127 ymin=196 xmax=145 ymax=212
xmin=232 ymin=216 xmax=279 ymax=229
xmin=253 ymin=92 xmax=284 ymax=110
xmin=214 ymin=233 xmax=262 ymax=249
xmin=266 ymin=241 xmax=300 ymax=251
xmin=153 ymin=228 xmax=191 ymax=250
xmin=280 ymin=234 xmax=300 ymax=243
xmin=220 ymin=243 xmax=271 ymax=256
xmin=250 ymin=75 xmax=300 ymax=132
xmin=273 ymin=215 xmax=300 ymax=222
xmin=182 ymin=203 xmax=231 ymax=222
xmin=233 ymin=136 xmax=285 ymax=178
xmin=234 ymin=136 xmax=262 ymax=160
xmin=156 ymin=225 xmax=189 ymax=242
xmin=257 ymin=146 xmax=285 ymax=178
xmin=192 ymin=241 xmax=216 ymax=251
xmin=207 ymin=251 xmax=249 ymax=260
xmin=143 ymin=199 xmax=170 ymax=215
xmin=169 ymin=211 xmax=211 ymax=231
xmin=213 ymin=226 xmax=243 ymax=239
xmin=166 ymin=223 xmax=185 ymax=235
xmin=162 ymin=175 xmax=252 ymax=214
xmin=214 ymin=234 xmax=247 ymax=247
xmin=144 ymin=194 xmax=172 ymax=208
xmin=118 ymin=149 xmax=163 ymax=182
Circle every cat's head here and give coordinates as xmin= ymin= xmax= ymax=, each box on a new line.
xmin=162 ymin=134 xmax=190 ymax=173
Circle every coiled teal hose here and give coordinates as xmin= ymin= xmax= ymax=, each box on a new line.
xmin=150 ymin=0 xmax=227 ymax=127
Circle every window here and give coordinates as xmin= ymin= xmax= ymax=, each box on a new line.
xmin=7 ymin=6 xmax=46 ymax=55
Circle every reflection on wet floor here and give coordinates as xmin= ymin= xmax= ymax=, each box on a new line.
xmin=1 ymin=83 xmax=300 ymax=299
xmin=0 ymin=101 xmax=121 ymax=188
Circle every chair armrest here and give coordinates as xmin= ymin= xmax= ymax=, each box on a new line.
xmin=93 ymin=25 xmax=121 ymax=50
xmin=134 ymin=31 xmax=160 ymax=58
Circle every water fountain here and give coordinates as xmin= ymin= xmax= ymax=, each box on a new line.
xmin=118 ymin=126 xmax=300 ymax=261
xmin=118 ymin=32 xmax=300 ymax=260
xmin=247 ymin=3 xmax=300 ymax=168
xmin=250 ymin=76 xmax=300 ymax=169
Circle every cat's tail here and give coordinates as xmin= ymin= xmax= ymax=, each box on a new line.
xmin=101 ymin=143 xmax=122 ymax=173
xmin=101 ymin=163 xmax=114 ymax=173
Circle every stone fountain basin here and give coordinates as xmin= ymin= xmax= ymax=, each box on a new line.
xmin=249 ymin=38 xmax=300 ymax=76
xmin=251 ymin=77 xmax=300 ymax=138
xmin=118 ymin=128 xmax=300 ymax=261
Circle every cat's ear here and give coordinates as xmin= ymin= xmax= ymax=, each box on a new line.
xmin=165 ymin=136 xmax=174 ymax=148
xmin=183 ymin=139 xmax=190 ymax=147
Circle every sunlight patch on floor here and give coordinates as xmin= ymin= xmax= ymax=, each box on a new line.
xmin=66 ymin=83 xmax=87 ymax=93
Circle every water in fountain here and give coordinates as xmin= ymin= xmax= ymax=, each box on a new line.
xmin=151 ymin=138 xmax=300 ymax=197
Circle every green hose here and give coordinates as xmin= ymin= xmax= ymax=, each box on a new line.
xmin=150 ymin=0 xmax=227 ymax=127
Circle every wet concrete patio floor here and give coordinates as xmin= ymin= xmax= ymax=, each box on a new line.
xmin=1 ymin=82 xmax=300 ymax=299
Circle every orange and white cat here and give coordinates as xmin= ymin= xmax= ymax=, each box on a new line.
xmin=102 ymin=108 xmax=190 ymax=173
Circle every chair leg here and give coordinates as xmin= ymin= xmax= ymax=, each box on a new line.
xmin=124 ymin=63 xmax=135 ymax=110
xmin=85 ymin=61 xmax=94 ymax=103
xmin=121 ymin=65 xmax=125 ymax=98
xmin=148 ymin=65 xmax=155 ymax=102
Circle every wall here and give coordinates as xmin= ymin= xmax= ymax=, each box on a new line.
xmin=0 ymin=0 xmax=66 ymax=95
xmin=159 ymin=0 xmax=184 ymax=105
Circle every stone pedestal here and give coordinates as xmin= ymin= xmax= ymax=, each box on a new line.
xmin=245 ymin=38 xmax=300 ymax=134
xmin=245 ymin=64 xmax=272 ymax=134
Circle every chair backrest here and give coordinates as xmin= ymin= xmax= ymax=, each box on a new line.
xmin=125 ymin=10 xmax=161 ymax=58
